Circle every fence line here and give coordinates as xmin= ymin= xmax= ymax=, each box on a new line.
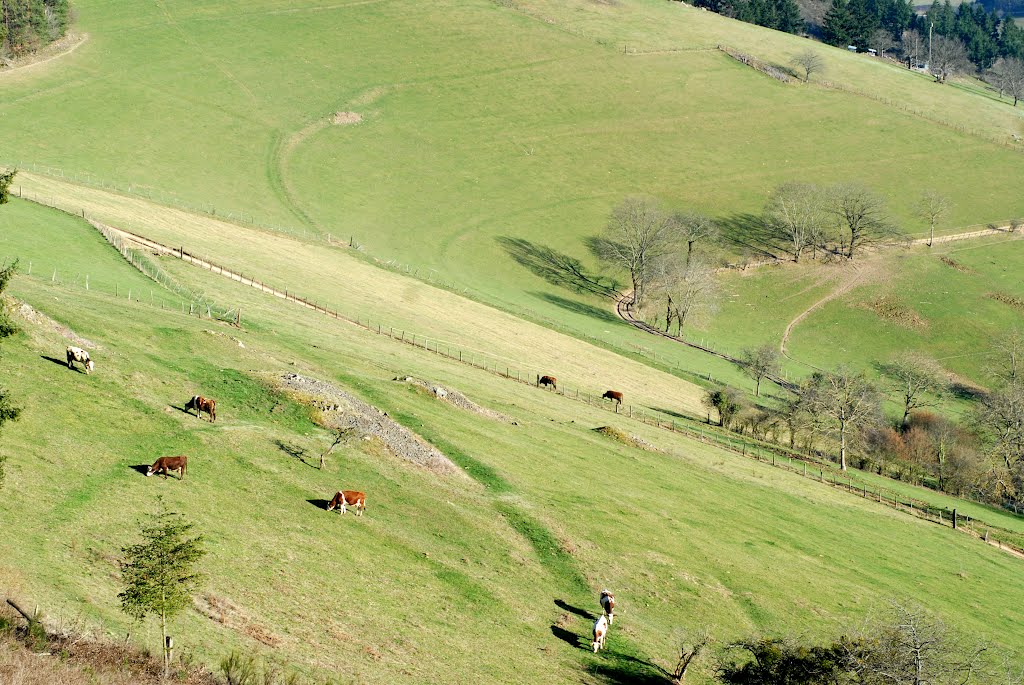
xmin=13 ymin=196 xmax=1024 ymax=559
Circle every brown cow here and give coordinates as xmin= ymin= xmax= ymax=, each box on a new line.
xmin=327 ymin=490 xmax=366 ymax=516
xmin=602 ymin=390 xmax=623 ymax=405
xmin=186 ymin=395 xmax=216 ymax=422
xmin=600 ymin=590 xmax=616 ymax=625
xmin=538 ymin=375 xmax=558 ymax=391
xmin=147 ymin=455 xmax=188 ymax=480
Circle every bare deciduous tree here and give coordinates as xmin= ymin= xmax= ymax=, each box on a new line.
xmin=670 ymin=210 xmax=719 ymax=264
xmin=902 ymin=29 xmax=924 ymax=69
xmin=882 ymin=354 xmax=946 ymax=427
xmin=593 ymin=197 xmax=679 ymax=307
xmin=763 ymin=182 xmax=829 ymax=262
xmin=929 ymin=35 xmax=972 ymax=83
xmin=806 ymin=368 xmax=880 ymax=470
xmin=790 ymin=49 xmax=825 ymax=82
xmin=830 ymin=184 xmax=895 ymax=259
xmin=740 ymin=344 xmax=780 ymax=397
xmin=986 ymin=57 xmax=1024 ymax=104
xmin=915 ymin=190 xmax=951 ymax=248
xmin=844 ymin=601 xmax=992 ymax=685
xmin=872 ymin=29 xmax=896 ymax=59
xmin=648 ymin=256 xmax=718 ymax=336
xmin=672 ymin=627 xmax=713 ymax=684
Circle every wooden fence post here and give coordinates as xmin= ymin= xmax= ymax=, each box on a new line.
xmin=952 ymin=509 xmax=957 ymax=529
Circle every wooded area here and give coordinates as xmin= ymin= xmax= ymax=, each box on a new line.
xmin=1 ymin=0 xmax=69 ymax=59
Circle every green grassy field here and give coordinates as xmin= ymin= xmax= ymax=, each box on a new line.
xmin=2 ymin=198 xmax=1024 ymax=684
xmin=2 ymin=0 xmax=1024 ymax=371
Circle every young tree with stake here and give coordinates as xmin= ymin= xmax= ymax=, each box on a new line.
xmin=119 ymin=502 xmax=206 ymax=679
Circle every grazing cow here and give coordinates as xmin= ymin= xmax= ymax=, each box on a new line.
xmin=600 ymin=590 xmax=616 ymax=625
xmin=66 ymin=346 xmax=95 ymax=374
xmin=186 ymin=395 xmax=217 ymax=422
xmin=147 ymin=455 xmax=188 ymax=480
xmin=602 ymin=390 xmax=623 ymax=405
xmin=592 ymin=614 xmax=608 ymax=653
xmin=327 ymin=490 xmax=366 ymax=516
xmin=538 ymin=375 xmax=558 ymax=391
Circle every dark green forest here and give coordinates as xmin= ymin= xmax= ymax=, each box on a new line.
xmin=1 ymin=0 xmax=70 ymax=59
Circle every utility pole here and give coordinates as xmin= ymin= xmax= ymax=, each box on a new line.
xmin=928 ymin=21 xmax=933 ymax=72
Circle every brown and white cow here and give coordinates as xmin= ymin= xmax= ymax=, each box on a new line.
xmin=147 ymin=455 xmax=188 ymax=480
xmin=66 ymin=346 xmax=95 ymax=374
xmin=327 ymin=490 xmax=366 ymax=516
xmin=538 ymin=375 xmax=558 ymax=391
xmin=592 ymin=614 xmax=608 ymax=653
xmin=186 ymin=395 xmax=216 ymax=422
xmin=600 ymin=590 xmax=616 ymax=625
xmin=602 ymin=390 xmax=623 ymax=405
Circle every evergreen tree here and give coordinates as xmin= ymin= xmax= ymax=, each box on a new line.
xmin=119 ymin=504 xmax=206 ymax=679
xmin=1001 ymin=16 xmax=1024 ymax=59
xmin=823 ymin=0 xmax=855 ymax=45
xmin=775 ymin=0 xmax=804 ymax=33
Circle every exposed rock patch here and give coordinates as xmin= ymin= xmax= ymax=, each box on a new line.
xmin=332 ymin=111 xmax=362 ymax=125
xmin=593 ymin=426 xmax=662 ymax=452
xmin=277 ymin=373 xmax=463 ymax=477
xmin=395 ymin=376 xmax=517 ymax=424
xmin=15 ymin=301 xmax=99 ymax=348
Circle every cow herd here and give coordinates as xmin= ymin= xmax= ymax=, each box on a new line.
xmin=593 ymin=590 xmax=616 ymax=652
xmin=63 ymin=346 xmax=365 ymax=513
xmin=538 ymin=375 xmax=623 ymax=408
xmin=65 ymin=346 xmax=624 ymax=652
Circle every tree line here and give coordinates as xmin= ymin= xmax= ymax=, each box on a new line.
xmin=1 ymin=0 xmax=70 ymax=60
xmin=702 ymin=332 xmax=1024 ymax=514
xmin=821 ymin=0 xmax=1024 ymax=88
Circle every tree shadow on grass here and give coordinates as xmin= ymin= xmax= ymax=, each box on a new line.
xmin=497 ymin=236 xmax=618 ymax=297
xmin=533 ymin=292 xmax=621 ymax=325
xmin=587 ymin=658 xmax=672 ymax=685
xmin=275 ymin=439 xmax=316 ymax=468
xmin=716 ymin=213 xmax=784 ymax=259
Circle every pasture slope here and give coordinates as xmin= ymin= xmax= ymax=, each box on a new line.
xmin=2 ymin=0 xmax=1024 ymax=382
xmin=1 ymin=198 xmax=1024 ymax=684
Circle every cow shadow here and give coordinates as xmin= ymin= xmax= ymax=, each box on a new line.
xmin=306 ymin=499 xmax=332 ymax=511
xmin=550 ymin=624 xmax=583 ymax=650
xmin=554 ymin=598 xmax=596 ymax=621
xmin=172 ymin=405 xmax=195 ymax=416
xmin=129 ymin=464 xmax=151 ymax=476
xmin=40 ymin=355 xmax=75 ymax=370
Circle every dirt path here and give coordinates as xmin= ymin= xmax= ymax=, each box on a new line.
xmin=778 ymin=262 xmax=865 ymax=368
xmin=0 ymin=32 xmax=88 ymax=76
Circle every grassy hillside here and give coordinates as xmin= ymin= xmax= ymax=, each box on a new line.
xmin=2 ymin=0 xmax=1023 ymax=359
xmin=2 ymin=197 xmax=1024 ymax=684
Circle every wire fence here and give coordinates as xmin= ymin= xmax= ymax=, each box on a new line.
xmin=11 ymin=190 xmax=1024 ymax=560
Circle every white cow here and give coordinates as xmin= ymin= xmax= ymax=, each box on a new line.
xmin=592 ymin=615 xmax=608 ymax=653
xmin=66 ymin=346 xmax=94 ymax=374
